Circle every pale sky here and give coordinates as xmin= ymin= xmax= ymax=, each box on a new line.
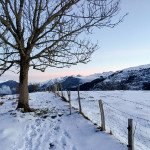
xmin=0 ymin=0 xmax=150 ymax=82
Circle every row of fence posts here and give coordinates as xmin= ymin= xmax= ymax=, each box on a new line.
xmin=99 ymin=99 xmax=134 ymax=150
xmin=48 ymin=83 xmax=134 ymax=150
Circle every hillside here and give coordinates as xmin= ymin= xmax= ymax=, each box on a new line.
xmin=0 ymin=92 xmax=126 ymax=150
xmin=41 ymin=72 xmax=113 ymax=90
xmin=94 ymin=64 xmax=150 ymax=90
xmin=41 ymin=64 xmax=150 ymax=91
xmin=1 ymin=64 xmax=150 ymax=92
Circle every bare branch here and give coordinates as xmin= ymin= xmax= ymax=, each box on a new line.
xmin=0 ymin=0 xmax=124 ymax=73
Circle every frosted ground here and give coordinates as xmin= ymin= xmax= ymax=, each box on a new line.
xmin=63 ymin=91 xmax=150 ymax=150
xmin=0 ymin=92 xmax=126 ymax=150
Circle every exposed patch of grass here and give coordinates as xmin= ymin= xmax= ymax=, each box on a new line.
xmin=94 ymin=123 xmax=98 ymax=126
xmin=40 ymin=108 xmax=49 ymax=114
xmin=88 ymin=96 xmax=94 ymax=98
xmin=0 ymin=95 xmax=5 ymax=99
xmin=8 ymin=97 xmax=17 ymax=100
xmin=42 ymin=115 xmax=48 ymax=119
xmin=35 ymin=108 xmax=49 ymax=116
xmin=61 ymin=96 xmax=69 ymax=102
xmin=80 ymin=112 xmax=90 ymax=121
xmin=10 ymin=112 xmax=17 ymax=115
xmin=95 ymin=126 xmax=102 ymax=132
xmin=34 ymin=108 xmax=61 ymax=120
xmin=10 ymin=112 xmax=17 ymax=117
xmin=72 ymin=106 xmax=78 ymax=110
xmin=58 ymin=113 xmax=63 ymax=117
xmin=110 ymin=130 xmax=113 ymax=135
xmin=51 ymin=115 xmax=57 ymax=119
xmin=49 ymin=143 xmax=55 ymax=149
xmin=0 ymin=102 xmax=4 ymax=106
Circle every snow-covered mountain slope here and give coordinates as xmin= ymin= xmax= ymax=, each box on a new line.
xmin=1 ymin=64 xmax=150 ymax=92
xmin=123 ymin=64 xmax=150 ymax=71
xmin=94 ymin=64 xmax=150 ymax=90
xmin=76 ymin=72 xmax=113 ymax=83
xmin=41 ymin=72 xmax=113 ymax=90
xmin=40 ymin=76 xmax=68 ymax=88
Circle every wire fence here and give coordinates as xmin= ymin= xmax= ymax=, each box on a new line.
xmin=62 ymin=90 xmax=150 ymax=150
xmin=101 ymin=93 xmax=150 ymax=108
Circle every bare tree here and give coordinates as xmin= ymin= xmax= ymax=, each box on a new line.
xmin=0 ymin=0 xmax=125 ymax=111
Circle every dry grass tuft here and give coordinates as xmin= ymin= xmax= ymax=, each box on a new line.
xmin=8 ymin=97 xmax=12 ymax=100
xmin=80 ymin=112 xmax=90 ymax=121
xmin=0 ymin=96 xmax=5 ymax=99
xmin=0 ymin=102 xmax=4 ymax=106
xmin=110 ymin=129 xmax=113 ymax=135
xmin=61 ymin=96 xmax=69 ymax=102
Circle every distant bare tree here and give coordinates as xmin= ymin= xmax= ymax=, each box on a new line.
xmin=28 ymin=84 xmax=39 ymax=93
xmin=0 ymin=0 xmax=125 ymax=111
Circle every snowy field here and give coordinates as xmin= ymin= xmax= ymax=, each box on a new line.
xmin=63 ymin=91 xmax=150 ymax=150
xmin=0 ymin=92 xmax=126 ymax=150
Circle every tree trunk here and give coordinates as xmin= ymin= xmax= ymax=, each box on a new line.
xmin=17 ymin=57 xmax=33 ymax=112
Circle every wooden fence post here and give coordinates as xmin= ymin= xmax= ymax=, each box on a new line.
xmin=51 ymin=84 xmax=53 ymax=92
xmin=78 ymin=85 xmax=82 ymax=113
xmin=67 ymin=90 xmax=72 ymax=115
xmin=49 ymin=85 xmax=51 ymax=93
xmin=128 ymin=119 xmax=134 ymax=150
xmin=52 ymin=84 xmax=54 ymax=93
xmin=55 ymin=85 xmax=57 ymax=97
xmin=57 ymin=83 xmax=60 ymax=96
xmin=60 ymin=84 xmax=63 ymax=97
xmin=99 ymin=100 xmax=105 ymax=131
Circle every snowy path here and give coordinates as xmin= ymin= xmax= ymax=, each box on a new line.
xmin=0 ymin=92 xmax=126 ymax=150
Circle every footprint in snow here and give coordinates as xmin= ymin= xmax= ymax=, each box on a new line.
xmin=72 ymin=146 xmax=77 ymax=150
xmin=64 ymin=130 xmax=71 ymax=139
xmin=25 ymin=124 xmax=30 ymax=130
xmin=31 ymin=124 xmax=35 ymax=129
xmin=54 ymin=125 xmax=60 ymax=131
xmin=35 ymin=118 xmax=41 ymax=125
xmin=61 ymin=136 xmax=67 ymax=147
xmin=37 ymin=128 xmax=40 ymax=132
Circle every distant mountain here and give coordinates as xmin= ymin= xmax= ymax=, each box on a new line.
xmin=76 ymin=72 xmax=113 ymax=83
xmin=1 ymin=64 xmax=150 ymax=94
xmin=70 ymin=77 xmax=106 ymax=91
xmin=40 ymin=72 xmax=113 ymax=90
xmin=0 ymin=80 xmax=19 ymax=95
xmin=93 ymin=64 xmax=150 ymax=90
xmin=40 ymin=76 xmax=68 ymax=89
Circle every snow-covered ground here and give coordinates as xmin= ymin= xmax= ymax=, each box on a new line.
xmin=63 ymin=91 xmax=150 ymax=150
xmin=0 ymin=92 xmax=126 ymax=150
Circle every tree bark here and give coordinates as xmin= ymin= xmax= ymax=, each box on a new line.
xmin=17 ymin=57 xmax=32 ymax=112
